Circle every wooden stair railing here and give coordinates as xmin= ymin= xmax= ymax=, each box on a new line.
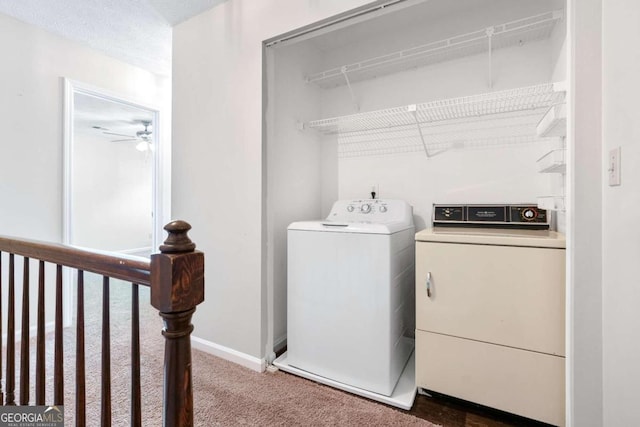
xmin=0 ymin=220 xmax=204 ymax=426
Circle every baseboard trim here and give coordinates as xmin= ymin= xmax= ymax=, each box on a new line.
xmin=191 ymin=336 xmax=266 ymax=373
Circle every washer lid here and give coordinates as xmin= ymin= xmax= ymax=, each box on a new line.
xmin=288 ymin=220 xmax=413 ymax=235
xmin=415 ymin=227 xmax=566 ymax=248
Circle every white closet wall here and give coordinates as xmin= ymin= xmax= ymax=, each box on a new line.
xmin=267 ymin=42 xmax=324 ymax=349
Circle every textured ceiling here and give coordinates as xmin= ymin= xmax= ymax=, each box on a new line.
xmin=0 ymin=0 xmax=228 ymax=76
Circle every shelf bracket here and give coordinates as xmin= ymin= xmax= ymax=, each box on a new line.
xmin=409 ymin=104 xmax=432 ymax=159
xmin=486 ymin=26 xmax=495 ymax=89
xmin=341 ymin=66 xmax=360 ymax=112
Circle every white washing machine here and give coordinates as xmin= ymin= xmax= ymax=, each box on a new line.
xmin=284 ymin=199 xmax=415 ymax=399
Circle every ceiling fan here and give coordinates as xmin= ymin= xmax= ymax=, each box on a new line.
xmin=94 ymin=121 xmax=154 ymax=152
xmin=99 ymin=120 xmax=153 ymax=142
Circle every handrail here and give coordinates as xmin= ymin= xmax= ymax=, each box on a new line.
xmin=0 ymin=236 xmax=151 ymax=286
xmin=0 ymin=220 xmax=204 ymax=426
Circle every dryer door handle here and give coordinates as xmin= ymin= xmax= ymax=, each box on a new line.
xmin=426 ymin=272 xmax=432 ymax=298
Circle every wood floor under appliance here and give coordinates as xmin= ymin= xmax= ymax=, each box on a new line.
xmin=274 ymin=349 xmax=555 ymax=426
xmin=409 ymin=391 xmax=554 ymax=427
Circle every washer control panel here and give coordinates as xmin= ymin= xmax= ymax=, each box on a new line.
xmin=343 ymin=200 xmax=388 ymax=216
xmin=327 ymin=199 xmax=412 ymax=224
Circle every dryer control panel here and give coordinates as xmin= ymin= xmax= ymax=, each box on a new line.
xmin=433 ymin=204 xmax=549 ymax=229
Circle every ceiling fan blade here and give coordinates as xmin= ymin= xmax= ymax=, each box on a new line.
xmin=104 ymin=131 xmax=136 ymax=138
xmin=112 ymin=138 xmax=137 ymax=142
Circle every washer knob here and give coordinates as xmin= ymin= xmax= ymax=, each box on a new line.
xmin=380 ymin=206 xmax=388 ymax=213
xmin=347 ymin=205 xmax=354 ymax=212
xmin=361 ymin=203 xmax=371 ymax=213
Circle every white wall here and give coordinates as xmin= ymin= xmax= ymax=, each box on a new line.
xmin=569 ymin=0 xmax=603 ymax=425
xmin=602 ymin=0 xmax=640 ymax=425
xmin=327 ymin=38 xmax=560 ymax=228
xmin=0 ymin=12 xmax=169 ymax=340
xmin=550 ymin=12 xmax=568 ymax=235
xmin=267 ymin=42 xmax=325 ymax=352
xmin=0 ymin=12 xmax=170 ymax=243
xmin=318 ymin=1 xmax=564 ymax=222
xmin=172 ymin=0 xmax=381 ymax=363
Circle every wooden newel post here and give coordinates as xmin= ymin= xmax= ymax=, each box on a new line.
xmin=151 ymin=220 xmax=204 ymax=427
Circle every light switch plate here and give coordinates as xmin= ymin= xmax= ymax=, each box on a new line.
xmin=609 ymin=147 xmax=621 ymax=186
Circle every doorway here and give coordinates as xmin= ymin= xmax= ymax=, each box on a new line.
xmin=63 ymin=79 xmax=161 ymax=256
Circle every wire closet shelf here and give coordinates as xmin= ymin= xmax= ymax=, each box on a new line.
xmin=306 ymin=82 xmax=566 ymax=158
xmin=306 ymin=10 xmax=564 ymax=89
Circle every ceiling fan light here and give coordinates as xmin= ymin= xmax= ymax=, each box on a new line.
xmin=136 ymin=141 xmax=149 ymax=152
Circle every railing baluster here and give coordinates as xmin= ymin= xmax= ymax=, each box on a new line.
xmin=20 ymin=257 xmax=30 ymax=405
xmin=6 ymin=253 xmax=15 ymax=405
xmin=101 ymin=276 xmax=111 ymax=427
xmin=131 ymin=284 xmax=141 ymax=427
xmin=0 ymin=251 xmax=4 ymax=405
xmin=54 ymin=265 xmax=64 ymax=405
xmin=36 ymin=260 xmax=46 ymax=405
xmin=76 ymin=271 xmax=86 ymax=426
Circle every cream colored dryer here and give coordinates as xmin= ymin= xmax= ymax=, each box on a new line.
xmin=415 ymin=227 xmax=565 ymax=426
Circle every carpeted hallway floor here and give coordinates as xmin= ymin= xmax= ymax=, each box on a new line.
xmin=46 ymin=274 xmax=436 ymax=426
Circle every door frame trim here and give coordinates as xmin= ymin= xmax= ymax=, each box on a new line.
xmin=62 ymin=77 xmax=163 ymax=324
